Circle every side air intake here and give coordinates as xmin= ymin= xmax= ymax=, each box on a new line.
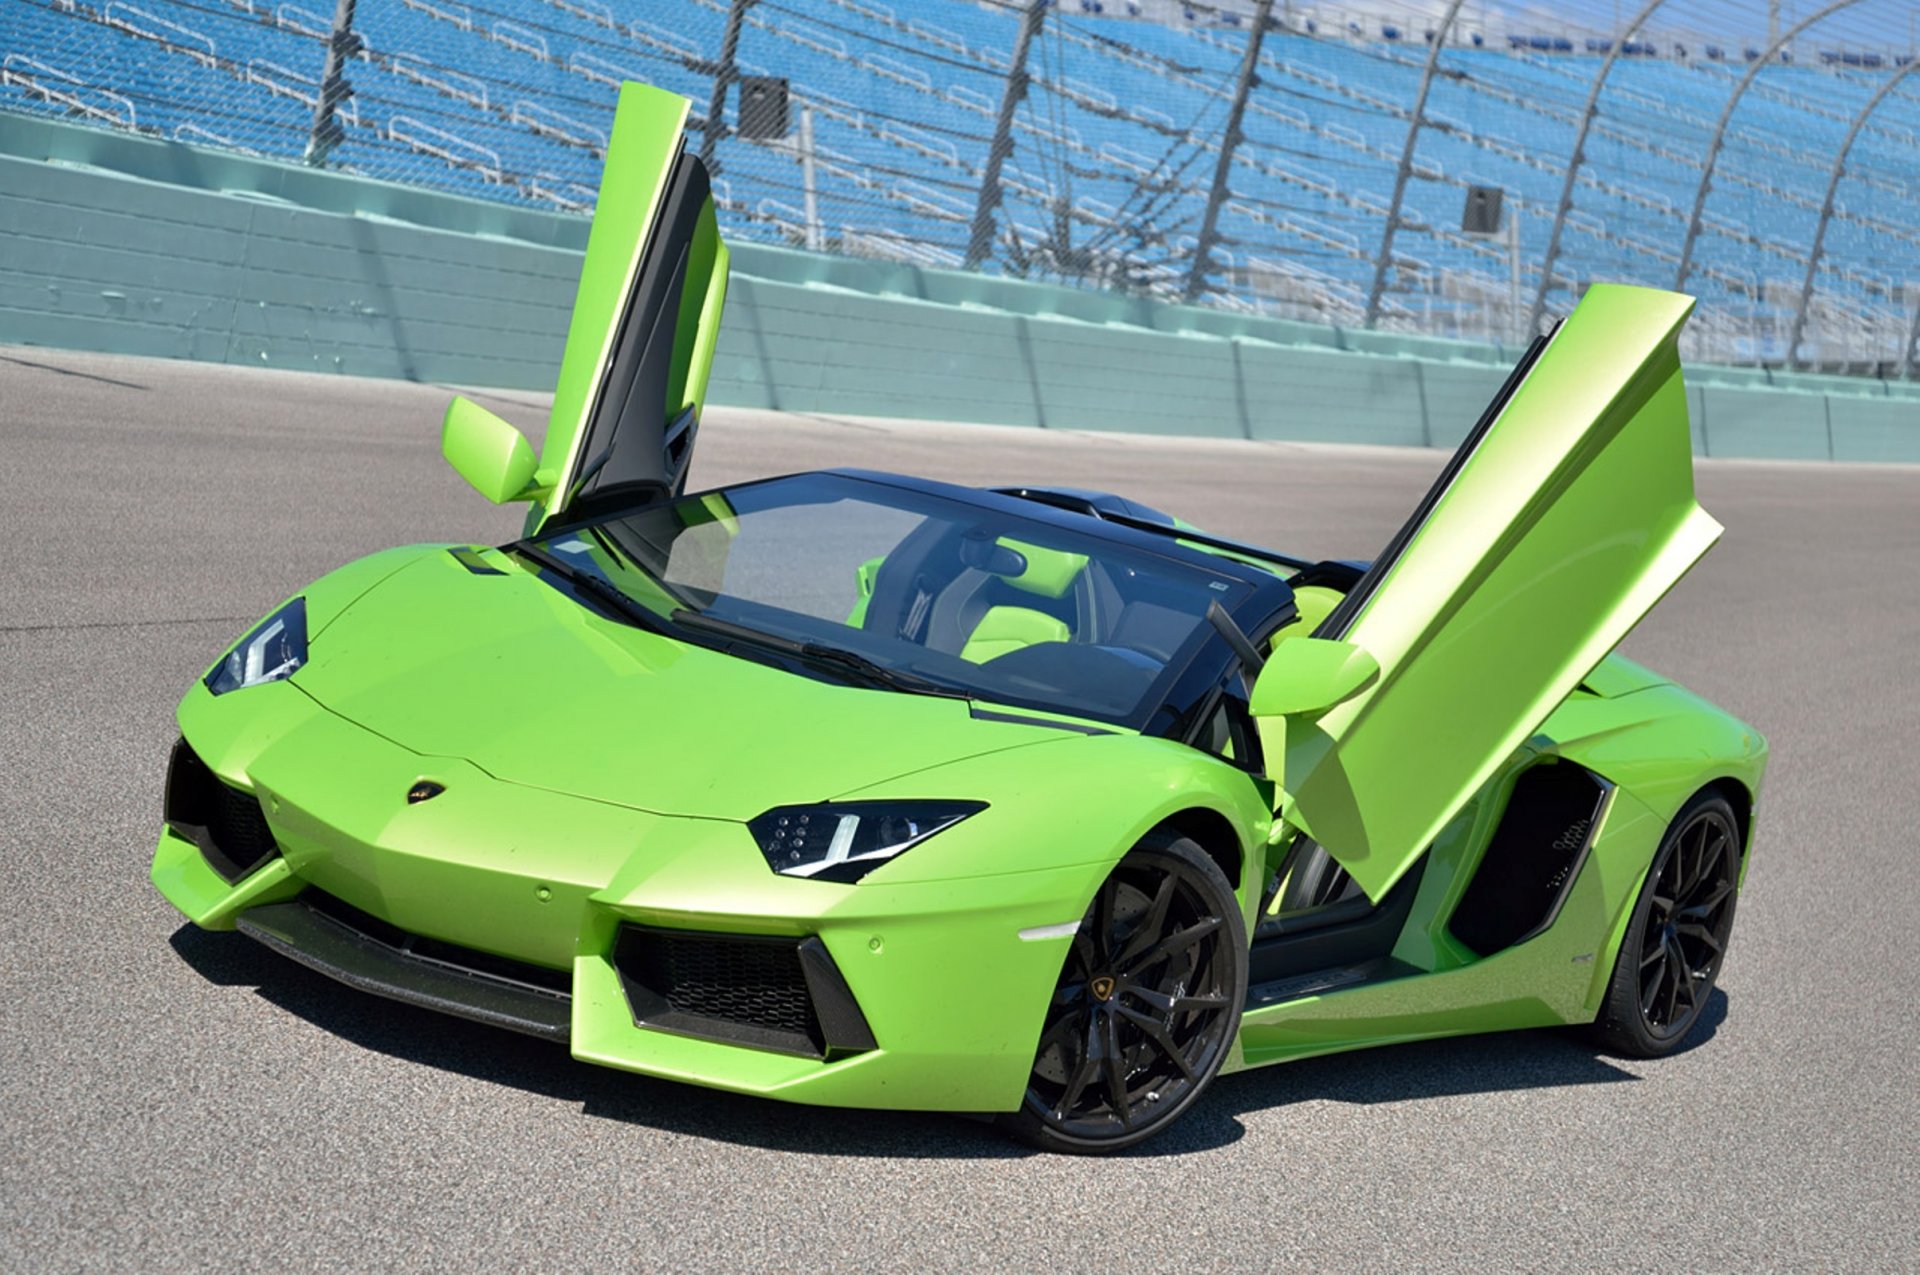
xmin=1448 ymin=762 xmax=1613 ymax=957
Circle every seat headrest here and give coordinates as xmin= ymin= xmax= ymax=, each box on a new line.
xmin=996 ymin=537 xmax=1088 ymax=599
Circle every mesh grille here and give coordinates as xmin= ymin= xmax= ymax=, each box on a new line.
xmin=614 ymin=927 xmax=823 ymax=1055
xmin=205 ymin=779 xmax=276 ymax=872
xmin=647 ymin=932 xmax=812 ymax=1035
xmin=165 ymin=738 xmax=279 ymax=882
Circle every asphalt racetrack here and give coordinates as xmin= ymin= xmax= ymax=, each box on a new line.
xmin=3 ymin=346 xmax=1916 ymax=1271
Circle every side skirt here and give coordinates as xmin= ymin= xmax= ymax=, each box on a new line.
xmin=1246 ymin=956 xmax=1419 ymax=1012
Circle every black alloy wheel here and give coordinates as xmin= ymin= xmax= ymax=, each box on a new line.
xmin=1002 ymin=833 xmax=1247 ymax=1153
xmin=1588 ymin=792 xmax=1742 ymax=1057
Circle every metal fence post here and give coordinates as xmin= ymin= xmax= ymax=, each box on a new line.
xmin=1902 ymin=288 xmax=1920 ymax=380
xmin=701 ymin=0 xmax=754 ymax=173
xmin=1788 ymin=61 xmax=1920 ymax=368
xmin=1506 ymin=201 xmax=1522 ymax=343
xmin=303 ymin=0 xmax=359 ymax=166
xmin=1528 ymin=0 xmax=1667 ymax=335
xmin=1183 ymin=0 xmax=1274 ymax=304
xmin=1675 ymin=0 xmax=1865 ymax=291
xmin=965 ymin=0 xmax=1046 ymax=271
xmin=1363 ymin=0 xmax=1466 ymax=328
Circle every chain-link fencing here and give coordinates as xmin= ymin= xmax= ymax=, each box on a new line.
xmin=3 ymin=0 xmax=1918 ymax=372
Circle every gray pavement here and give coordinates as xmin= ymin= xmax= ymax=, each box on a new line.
xmin=2 ymin=346 xmax=1916 ymax=1271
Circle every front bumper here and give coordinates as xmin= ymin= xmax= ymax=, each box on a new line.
xmin=153 ymin=686 xmax=1103 ymax=1113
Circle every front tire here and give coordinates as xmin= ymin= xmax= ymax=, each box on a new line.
xmin=1586 ymin=791 xmax=1742 ymax=1057
xmin=1000 ymin=833 xmax=1247 ymax=1154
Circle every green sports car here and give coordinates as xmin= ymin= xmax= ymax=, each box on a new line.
xmin=153 ymin=84 xmax=1766 ymax=1153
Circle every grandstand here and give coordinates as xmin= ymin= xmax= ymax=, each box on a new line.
xmin=3 ymin=0 xmax=1917 ymax=371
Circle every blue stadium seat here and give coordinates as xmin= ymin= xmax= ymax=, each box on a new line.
xmin=5 ymin=0 xmax=1916 ymax=328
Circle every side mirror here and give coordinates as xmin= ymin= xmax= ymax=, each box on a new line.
xmin=441 ymin=396 xmax=543 ymax=503
xmin=1249 ymin=637 xmax=1380 ymax=719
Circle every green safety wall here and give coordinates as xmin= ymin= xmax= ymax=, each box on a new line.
xmin=2 ymin=115 xmax=1915 ymax=460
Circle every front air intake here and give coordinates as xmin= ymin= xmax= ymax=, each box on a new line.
xmin=612 ymin=926 xmax=876 ymax=1060
xmin=164 ymin=738 xmax=279 ymax=882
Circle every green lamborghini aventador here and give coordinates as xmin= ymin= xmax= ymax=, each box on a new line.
xmin=153 ymin=83 xmax=1766 ymax=1152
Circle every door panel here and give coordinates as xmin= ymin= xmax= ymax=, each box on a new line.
xmin=1254 ymin=285 xmax=1719 ymax=901
xmin=537 ymin=82 xmax=729 ymax=528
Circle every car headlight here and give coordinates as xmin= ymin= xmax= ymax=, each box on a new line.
xmin=205 ymin=598 xmax=308 ymax=696
xmin=749 ymin=801 xmax=985 ymax=883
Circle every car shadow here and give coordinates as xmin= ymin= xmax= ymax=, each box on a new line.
xmin=171 ymin=925 xmax=1019 ymax=1159
xmin=1144 ymin=990 xmax=1728 ymax=1157
xmin=171 ymin=926 xmax=1728 ymax=1160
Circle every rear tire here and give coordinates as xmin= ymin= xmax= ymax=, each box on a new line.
xmin=1000 ymin=833 xmax=1247 ymax=1154
xmin=1586 ymin=792 xmax=1742 ymax=1058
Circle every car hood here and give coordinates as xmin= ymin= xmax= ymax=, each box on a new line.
xmin=291 ymin=550 xmax=1067 ymax=821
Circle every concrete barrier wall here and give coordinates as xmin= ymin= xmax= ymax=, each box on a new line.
xmin=0 ymin=149 xmax=577 ymax=387
xmin=2 ymin=117 xmax=1915 ymax=460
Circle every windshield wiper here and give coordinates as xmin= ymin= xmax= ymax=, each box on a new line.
xmin=798 ymin=642 xmax=971 ymax=701
xmin=669 ymin=609 xmax=969 ymax=700
xmin=505 ymin=540 xmax=672 ymax=636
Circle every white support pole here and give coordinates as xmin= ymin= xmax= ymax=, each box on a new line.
xmin=799 ymin=105 xmax=821 ymax=253
xmin=1903 ymin=285 xmax=1920 ymax=380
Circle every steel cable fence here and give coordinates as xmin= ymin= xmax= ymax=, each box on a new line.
xmin=2 ymin=0 xmax=1917 ymax=370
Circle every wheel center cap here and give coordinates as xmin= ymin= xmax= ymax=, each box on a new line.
xmin=1090 ymin=975 xmax=1116 ymax=1002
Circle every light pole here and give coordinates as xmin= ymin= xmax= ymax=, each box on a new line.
xmin=701 ymin=0 xmax=753 ymax=173
xmin=1787 ymin=61 xmax=1920 ymax=368
xmin=965 ymin=0 xmax=1047 ymax=270
xmin=1185 ymin=0 xmax=1276 ymax=304
xmin=1528 ymin=0 xmax=1669 ymax=335
xmin=303 ymin=0 xmax=359 ymax=166
xmin=1363 ymin=0 xmax=1469 ymax=327
xmin=1675 ymin=0 xmax=1869 ymax=292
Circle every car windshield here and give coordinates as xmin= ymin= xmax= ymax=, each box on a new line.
xmin=525 ymin=473 xmax=1252 ymax=729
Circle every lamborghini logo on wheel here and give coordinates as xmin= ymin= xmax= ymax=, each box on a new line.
xmin=1090 ymin=976 xmax=1116 ymax=1002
